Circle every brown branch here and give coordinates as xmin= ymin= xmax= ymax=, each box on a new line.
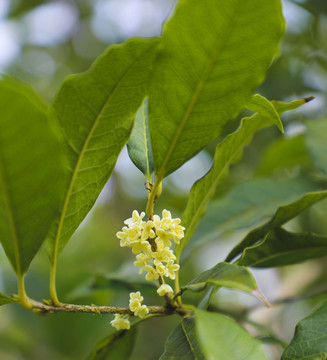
xmin=25 ymin=299 xmax=195 ymax=317
xmin=28 ymin=299 xmax=178 ymax=316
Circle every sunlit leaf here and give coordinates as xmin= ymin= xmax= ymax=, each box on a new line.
xmin=178 ymin=102 xmax=284 ymax=257
xmin=226 ymin=190 xmax=327 ymax=262
xmin=195 ymin=310 xmax=269 ymax=360
xmin=246 ymin=94 xmax=283 ymax=132
xmin=0 ymin=77 xmax=64 ymax=275
xmin=238 ymin=227 xmax=327 ymax=267
xmin=127 ymin=98 xmax=154 ymax=180
xmin=86 ymin=326 xmax=137 ymax=360
xmin=160 ymin=317 xmax=205 ymax=360
xmin=182 ymin=262 xmax=268 ymax=305
xmin=46 ymin=37 xmax=159 ymax=260
xmin=281 ymin=301 xmax=327 ymax=360
xmin=149 ymin=0 xmax=285 ymax=180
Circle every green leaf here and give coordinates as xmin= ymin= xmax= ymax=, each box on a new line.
xmin=177 ymin=104 xmax=287 ymax=257
xmin=127 ymin=98 xmax=154 ymax=180
xmin=86 ymin=326 xmax=137 ymax=360
xmin=183 ymin=177 xmax=316 ymax=259
xmin=256 ymin=135 xmax=311 ymax=176
xmin=160 ymin=317 xmax=206 ymax=360
xmin=271 ymin=96 xmax=314 ymax=115
xmin=149 ymin=0 xmax=285 ymax=180
xmin=246 ymin=94 xmax=283 ymax=132
xmin=306 ymin=118 xmax=327 ymax=175
xmin=195 ymin=309 xmax=269 ymax=360
xmin=281 ymin=301 xmax=327 ymax=360
xmin=0 ymin=292 xmax=17 ymax=305
xmin=47 ymin=37 xmax=159 ymax=259
xmin=226 ymin=190 xmax=327 ymax=262
xmin=0 ymin=77 xmax=64 ymax=275
xmin=238 ymin=227 xmax=327 ymax=267
xmin=182 ymin=262 xmax=268 ymax=305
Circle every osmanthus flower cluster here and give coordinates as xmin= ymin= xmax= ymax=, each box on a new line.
xmin=110 ymin=209 xmax=184 ymax=330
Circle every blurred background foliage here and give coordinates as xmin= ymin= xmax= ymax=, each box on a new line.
xmin=0 ymin=0 xmax=327 ymax=359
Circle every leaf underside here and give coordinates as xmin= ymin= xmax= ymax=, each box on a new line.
xmin=160 ymin=317 xmax=206 ymax=360
xmin=226 ymin=190 xmax=327 ymax=262
xmin=127 ymin=97 xmax=154 ymax=179
xmin=183 ymin=177 xmax=316 ymax=259
xmin=183 ymin=262 xmax=266 ymax=304
xmin=239 ymin=227 xmax=327 ymax=267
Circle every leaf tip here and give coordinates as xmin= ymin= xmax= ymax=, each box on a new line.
xmin=304 ymin=96 xmax=314 ymax=103
xmin=251 ymin=289 xmax=270 ymax=307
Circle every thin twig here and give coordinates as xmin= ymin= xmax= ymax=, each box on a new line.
xmin=28 ymin=299 xmax=177 ymax=316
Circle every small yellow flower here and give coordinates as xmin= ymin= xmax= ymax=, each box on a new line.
xmin=125 ymin=225 xmax=141 ymax=242
xmin=129 ymin=291 xmax=143 ymax=303
xmin=157 ymin=284 xmax=174 ymax=296
xmin=152 ymin=247 xmax=176 ymax=266
xmin=152 ymin=214 xmax=161 ymax=228
xmin=156 ymin=229 xmax=173 ymax=248
xmin=145 ymin=265 xmax=159 ymax=281
xmin=131 ymin=240 xmax=151 ymax=255
xmin=141 ymin=220 xmax=155 ymax=240
xmin=110 ymin=314 xmax=130 ymax=330
xmin=134 ymin=253 xmax=152 ymax=274
xmin=129 ymin=299 xmax=141 ymax=313
xmin=165 ymin=260 xmax=180 ymax=280
xmin=156 ymin=262 xmax=166 ymax=276
xmin=124 ymin=210 xmax=145 ymax=226
xmin=135 ymin=304 xmax=149 ymax=318
xmin=129 ymin=291 xmax=143 ymax=313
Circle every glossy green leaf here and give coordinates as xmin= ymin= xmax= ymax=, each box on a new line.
xmin=246 ymin=94 xmax=283 ymax=132
xmin=183 ymin=177 xmax=316 ymax=259
xmin=195 ymin=310 xmax=269 ymax=360
xmin=0 ymin=292 xmax=17 ymax=305
xmin=160 ymin=317 xmax=206 ymax=360
xmin=127 ymin=98 xmax=154 ymax=180
xmin=86 ymin=326 xmax=137 ymax=360
xmin=47 ymin=37 xmax=159 ymax=259
xmin=238 ymin=227 xmax=327 ymax=267
xmin=306 ymin=118 xmax=327 ymax=175
xmin=149 ymin=0 xmax=285 ymax=180
xmin=282 ymin=301 xmax=327 ymax=360
xmin=182 ymin=262 xmax=267 ymax=305
xmin=0 ymin=78 xmax=64 ymax=275
xmin=226 ymin=190 xmax=327 ymax=262
xmin=178 ymin=105 xmax=285 ymax=257
xmin=256 ymin=135 xmax=311 ymax=176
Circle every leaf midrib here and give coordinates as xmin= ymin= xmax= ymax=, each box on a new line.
xmin=181 ymin=321 xmax=198 ymax=360
xmin=0 ymin=150 xmax=22 ymax=275
xmin=142 ymin=103 xmax=151 ymax=178
xmin=52 ymin=47 xmax=151 ymax=260
xmin=156 ymin=1 xmax=240 ymax=180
